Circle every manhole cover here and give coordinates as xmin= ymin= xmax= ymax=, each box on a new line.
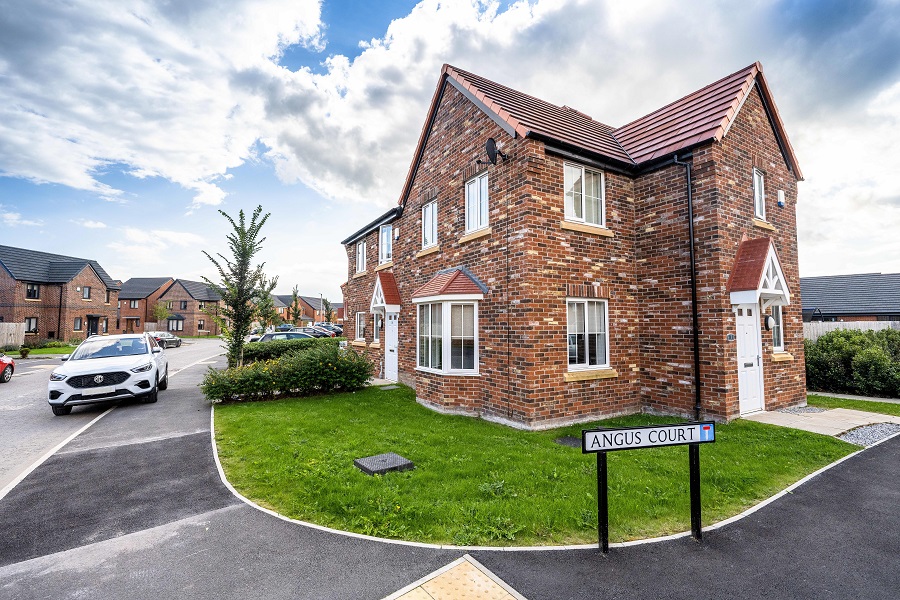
xmin=354 ymin=452 xmax=415 ymax=476
xmin=554 ymin=436 xmax=581 ymax=448
xmin=378 ymin=385 xmax=400 ymax=390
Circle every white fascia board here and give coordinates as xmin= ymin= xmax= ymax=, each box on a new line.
xmin=412 ymin=294 xmax=483 ymax=304
xmin=730 ymin=290 xmax=760 ymax=305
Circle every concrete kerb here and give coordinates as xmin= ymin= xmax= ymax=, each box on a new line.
xmin=208 ymin=407 xmax=900 ymax=553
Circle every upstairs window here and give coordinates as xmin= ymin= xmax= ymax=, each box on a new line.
xmin=129 ymin=300 xmax=139 ymax=309
xmin=180 ymin=300 xmax=188 ymax=310
xmin=82 ymin=286 xmax=91 ymax=300
xmin=422 ymin=201 xmax=438 ymax=249
xmin=356 ymin=240 xmax=366 ymax=273
xmin=379 ymin=224 xmax=393 ymax=264
xmin=564 ymin=163 xmax=605 ymax=227
xmin=753 ymin=168 xmax=766 ymax=219
xmin=465 ymin=173 xmax=489 ymax=233
xmin=26 ymin=283 xmax=40 ymax=299
xmin=105 ymin=290 xmax=111 ymax=303
xmin=166 ymin=301 xmax=174 ymax=310
xmin=199 ymin=302 xmax=205 ymax=310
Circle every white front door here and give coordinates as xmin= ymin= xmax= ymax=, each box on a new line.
xmin=736 ymin=304 xmax=764 ymax=414
xmin=384 ymin=312 xmax=399 ymax=382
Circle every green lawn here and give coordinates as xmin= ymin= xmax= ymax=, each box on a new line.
xmin=23 ymin=346 xmax=77 ymax=355
xmin=214 ymin=385 xmax=855 ymax=546
xmin=808 ymin=394 xmax=900 ymax=417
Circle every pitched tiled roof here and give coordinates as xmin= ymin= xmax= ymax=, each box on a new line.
xmin=727 ymin=237 xmax=772 ymax=293
xmin=387 ymin=62 xmax=801 ymax=212
xmin=275 ymin=294 xmax=295 ymax=307
xmin=0 ymin=244 xmax=119 ymax=289
xmin=801 ymin=273 xmax=900 ymax=316
xmin=299 ymin=295 xmax=322 ymax=311
xmin=177 ymin=279 xmax=222 ymax=301
xmin=271 ymin=294 xmax=287 ymax=308
xmin=376 ymin=271 xmax=401 ymax=306
xmin=412 ymin=267 xmax=488 ymax=299
xmin=119 ymin=277 xmax=173 ymax=300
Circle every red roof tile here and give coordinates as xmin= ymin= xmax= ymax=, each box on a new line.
xmin=728 ymin=237 xmax=772 ymax=292
xmin=412 ymin=269 xmax=484 ymax=299
xmin=377 ymin=271 xmax=401 ymax=306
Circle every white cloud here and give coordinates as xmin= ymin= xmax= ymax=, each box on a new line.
xmin=72 ymin=219 xmax=108 ymax=229
xmin=1 ymin=211 xmax=43 ymax=227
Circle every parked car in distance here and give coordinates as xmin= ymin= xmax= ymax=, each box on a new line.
xmin=256 ymin=332 xmax=313 ymax=342
xmin=47 ymin=333 xmax=168 ymax=416
xmin=315 ymin=323 xmax=343 ymax=335
xmin=152 ymin=331 xmax=182 ymax=348
xmin=0 ymin=352 xmax=14 ymax=383
xmin=290 ymin=327 xmax=331 ymax=338
xmin=274 ymin=323 xmax=295 ymax=332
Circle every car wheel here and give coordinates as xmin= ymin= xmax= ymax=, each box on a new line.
xmin=0 ymin=365 xmax=12 ymax=383
xmin=158 ymin=368 xmax=168 ymax=391
xmin=176 ymin=341 xmax=181 ymax=347
xmin=51 ymin=405 xmax=72 ymax=416
xmin=142 ymin=378 xmax=159 ymax=404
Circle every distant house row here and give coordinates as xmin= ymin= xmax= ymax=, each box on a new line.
xmin=1 ymin=244 xmax=342 ymax=342
xmin=801 ymin=273 xmax=900 ymax=322
xmin=271 ymin=294 xmax=345 ymax=325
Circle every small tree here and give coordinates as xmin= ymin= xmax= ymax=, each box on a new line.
xmin=151 ymin=301 xmax=170 ymax=323
xmin=322 ymin=297 xmax=335 ymax=323
xmin=203 ymin=206 xmax=270 ymax=367
xmin=288 ymin=285 xmax=303 ymax=325
xmin=254 ymin=274 xmax=279 ymax=330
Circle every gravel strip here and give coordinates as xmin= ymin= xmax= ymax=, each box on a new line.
xmin=838 ymin=423 xmax=900 ymax=446
xmin=778 ymin=406 xmax=827 ymax=415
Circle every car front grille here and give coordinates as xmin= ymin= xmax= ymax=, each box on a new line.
xmin=67 ymin=371 xmax=130 ymax=389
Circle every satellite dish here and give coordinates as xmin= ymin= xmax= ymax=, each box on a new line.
xmin=483 ymin=137 xmax=507 ymax=165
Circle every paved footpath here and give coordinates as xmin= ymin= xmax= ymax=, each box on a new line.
xmin=1 ymin=359 xmax=899 ymax=598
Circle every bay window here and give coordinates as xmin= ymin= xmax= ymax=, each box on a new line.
xmin=416 ymin=301 xmax=478 ymax=374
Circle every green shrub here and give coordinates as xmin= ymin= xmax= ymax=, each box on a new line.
xmin=241 ymin=337 xmax=344 ymax=363
xmin=19 ymin=347 xmax=31 ymax=358
xmin=805 ymin=329 xmax=900 ymax=398
xmin=202 ymin=344 xmax=373 ymax=403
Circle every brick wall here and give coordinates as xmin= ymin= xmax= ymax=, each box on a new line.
xmin=158 ymin=283 xmax=221 ymax=335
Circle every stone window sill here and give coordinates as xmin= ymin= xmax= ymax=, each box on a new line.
xmin=564 ymin=368 xmax=619 ymax=382
xmin=368 ymin=342 xmax=381 ymax=348
xmin=375 ymin=262 xmax=393 ymax=272
xmin=771 ymin=352 xmax=794 ymax=362
xmin=24 ymin=298 xmax=41 ymax=302
xmin=560 ymin=220 xmax=614 ymax=237
xmin=351 ymin=340 xmax=367 ymax=347
xmin=416 ymin=245 xmax=440 ymax=258
xmin=753 ymin=218 xmax=777 ymax=232
xmin=458 ymin=227 xmax=492 ymax=244
xmin=353 ymin=271 xmax=367 ymax=279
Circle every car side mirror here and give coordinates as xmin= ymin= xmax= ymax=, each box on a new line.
xmin=61 ymin=354 xmax=70 ymax=361
xmin=152 ymin=347 xmax=162 ymax=354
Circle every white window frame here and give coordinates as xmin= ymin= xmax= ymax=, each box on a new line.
xmin=564 ymin=163 xmax=606 ymax=227
xmin=415 ymin=300 xmax=479 ymax=375
xmin=102 ymin=318 xmax=108 ymax=333
xmin=465 ymin=173 xmax=489 ymax=233
xmin=566 ymin=298 xmax=610 ymax=370
xmin=129 ymin=300 xmax=139 ymax=309
xmin=356 ymin=240 xmax=366 ymax=273
xmin=753 ymin=168 xmax=766 ymax=220
xmin=355 ymin=312 xmax=365 ymax=341
xmin=422 ymin=201 xmax=438 ymax=249
xmin=373 ymin=313 xmax=381 ymax=342
xmin=379 ymin=224 xmax=393 ymax=264
xmin=771 ymin=305 xmax=784 ymax=352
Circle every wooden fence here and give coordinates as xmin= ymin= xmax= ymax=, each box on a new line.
xmin=804 ymin=320 xmax=900 ymax=341
xmin=0 ymin=323 xmax=26 ymax=349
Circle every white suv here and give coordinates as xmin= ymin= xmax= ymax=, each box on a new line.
xmin=48 ymin=333 xmax=168 ymax=416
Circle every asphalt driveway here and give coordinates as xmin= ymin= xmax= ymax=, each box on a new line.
xmin=0 ymin=350 xmax=898 ymax=599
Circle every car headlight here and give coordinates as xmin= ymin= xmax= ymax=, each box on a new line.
xmin=130 ymin=363 xmax=153 ymax=373
xmin=49 ymin=372 xmax=67 ymax=381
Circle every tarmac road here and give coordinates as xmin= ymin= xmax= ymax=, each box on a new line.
xmin=0 ymin=339 xmax=898 ymax=599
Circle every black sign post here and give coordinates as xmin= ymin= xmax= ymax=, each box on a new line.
xmin=582 ymin=421 xmax=715 ymax=554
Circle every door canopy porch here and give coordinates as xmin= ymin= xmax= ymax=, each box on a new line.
xmin=371 ymin=271 xmax=401 ymax=314
xmin=727 ymin=237 xmax=790 ymax=309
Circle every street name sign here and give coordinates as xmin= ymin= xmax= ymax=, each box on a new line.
xmin=582 ymin=422 xmax=715 ymax=453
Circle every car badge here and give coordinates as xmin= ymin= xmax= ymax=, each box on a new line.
xmin=94 ymin=375 xmax=104 ymax=384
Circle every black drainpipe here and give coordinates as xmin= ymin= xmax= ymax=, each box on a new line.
xmin=673 ymin=154 xmax=702 ymax=421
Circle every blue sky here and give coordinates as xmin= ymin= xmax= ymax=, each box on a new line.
xmin=1 ymin=0 xmax=898 ymax=302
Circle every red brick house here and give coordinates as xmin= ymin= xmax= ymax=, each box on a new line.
xmin=0 ymin=245 xmax=120 ymax=342
xmin=117 ymin=277 xmax=174 ymax=333
xmin=157 ymin=279 xmax=222 ymax=336
xmin=342 ymin=62 xmax=805 ymax=428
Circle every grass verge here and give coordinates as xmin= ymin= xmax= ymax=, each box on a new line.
xmin=25 ymin=346 xmax=77 ymax=355
xmin=808 ymin=394 xmax=900 ymax=417
xmin=214 ymin=385 xmax=855 ymax=546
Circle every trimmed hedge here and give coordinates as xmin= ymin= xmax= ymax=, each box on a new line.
xmin=241 ymin=337 xmax=344 ymax=363
xmin=805 ymin=329 xmax=900 ymax=398
xmin=202 ymin=343 xmax=374 ymax=403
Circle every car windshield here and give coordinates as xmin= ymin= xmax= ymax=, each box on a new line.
xmin=71 ymin=338 xmax=148 ymax=360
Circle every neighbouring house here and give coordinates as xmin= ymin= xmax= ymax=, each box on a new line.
xmin=117 ymin=277 xmax=174 ymax=333
xmin=271 ymin=294 xmax=288 ymax=322
xmin=333 ymin=302 xmax=344 ymax=323
xmin=0 ymin=244 xmax=120 ymax=341
xmin=273 ymin=294 xmax=312 ymax=325
xmin=801 ymin=273 xmax=900 ymax=322
xmin=299 ymin=295 xmax=331 ymax=323
xmin=157 ymin=279 xmax=222 ymax=336
xmin=341 ymin=62 xmax=805 ymax=429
